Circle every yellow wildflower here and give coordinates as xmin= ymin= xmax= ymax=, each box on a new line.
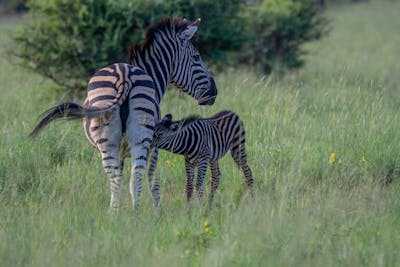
xmin=204 ymin=220 xmax=209 ymax=227
xmin=184 ymin=248 xmax=191 ymax=255
xmin=166 ymin=160 xmax=171 ymax=166
xmin=204 ymin=227 xmax=212 ymax=235
xmin=329 ymin=152 xmax=336 ymax=164
xmin=361 ymin=155 xmax=366 ymax=163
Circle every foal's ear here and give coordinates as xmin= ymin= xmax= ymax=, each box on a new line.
xmin=161 ymin=114 xmax=172 ymax=123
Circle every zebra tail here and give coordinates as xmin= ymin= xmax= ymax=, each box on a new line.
xmin=30 ymin=84 xmax=130 ymax=137
xmin=83 ymin=79 xmax=131 ymax=119
xmin=29 ymin=102 xmax=85 ymax=137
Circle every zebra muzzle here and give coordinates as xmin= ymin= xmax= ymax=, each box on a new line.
xmin=198 ymin=78 xmax=217 ymax=105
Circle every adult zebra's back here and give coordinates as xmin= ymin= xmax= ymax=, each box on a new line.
xmin=30 ymin=17 xmax=217 ymax=212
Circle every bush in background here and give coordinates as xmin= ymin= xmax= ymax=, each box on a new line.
xmin=240 ymin=0 xmax=329 ymax=73
xmin=13 ymin=0 xmax=244 ymax=92
xmin=12 ymin=0 xmax=328 ymax=93
xmin=13 ymin=0 xmax=154 ymax=91
xmin=167 ymin=0 xmax=245 ymax=63
xmin=317 ymin=0 xmax=369 ymax=7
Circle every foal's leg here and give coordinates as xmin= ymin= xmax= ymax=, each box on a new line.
xmin=209 ymin=161 xmax=221 ymax=207
xmin=195 ymin=158 xmax=209 ymax=201
xmin=231 ymin=142 xmax=254 ymax=200
xmin=184 ymin=158 xmax=195 ymax=202
xmin=147 ymin=147 xmax=160 ymax=208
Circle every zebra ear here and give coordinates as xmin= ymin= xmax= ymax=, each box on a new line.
xmin=179 ymin=19 xmax=200 ymax=41
xmin=162 ymin=114 xmax=172 ymax=123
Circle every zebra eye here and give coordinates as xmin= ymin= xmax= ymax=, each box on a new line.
xmin=193 ymin=54 xmax=200 ymax=61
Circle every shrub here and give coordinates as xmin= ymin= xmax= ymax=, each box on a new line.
xmin=166 ymin=0 xmax=245 ymax=63
xmin=240 ymin=0 xmax=329 ymax=73
xmin=13 ymin=0 xmax=154 ymax=91
xmin=0 ymin=0 xmax=27 ymax=13
xmin=12 ymin=0 xmax=244 ymax=92
xmin=12 ymin=0 xmax=328 ymax=93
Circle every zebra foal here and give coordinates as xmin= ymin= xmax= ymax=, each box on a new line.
xmin=30 ymin=17 xmax=217 ymax=212
xmin=152 ymin=111 xmax=254 ymax=206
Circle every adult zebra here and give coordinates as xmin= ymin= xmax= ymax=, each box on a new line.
xmin=152 ymin=111 xmax=254 ymax=206
xmin=30 ymin=17 xmax=217 ymax=211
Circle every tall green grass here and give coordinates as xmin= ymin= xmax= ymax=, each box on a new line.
xmin=1 ymin=1 xmax=400 ymax=266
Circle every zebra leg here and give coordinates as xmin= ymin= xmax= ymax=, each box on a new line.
xmin=126 ymin=114 xmax=154 ymax=211
xmin=147 ymin=147 xmax=160 ymax=208
xmin=129 ymin=144 xmax=149 ymax=211
xmin=231 ymin=144 xmax=255 ymax=200
xmin=89 ymin=111 xmax=124 ymax=211
xmin=110 ymin=159 xmax=125 ymax=211
xmin=195 ymin=159 xmax=208 ymax=201
xmin=240 ymin=161 xmax=254 ymax=201
xmin=209 ymin=161 xmax=221 ymax=207
xmin=184 ymin=158 xmax=195 ymax=202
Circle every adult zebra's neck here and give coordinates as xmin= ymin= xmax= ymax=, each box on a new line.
xmin=130 ymin=37 xmax=175 ymax=104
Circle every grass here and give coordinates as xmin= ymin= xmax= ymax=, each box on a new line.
xmin=1 ymin=1 xmax=400 ymax=266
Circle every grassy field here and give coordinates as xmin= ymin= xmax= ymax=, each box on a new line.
xmin=1 ymin=1 xmax=400 ymax=266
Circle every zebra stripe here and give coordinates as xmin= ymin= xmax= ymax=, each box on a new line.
xmin=30 ymin=17 xmax=218 ymax=212
xmin=152 ymin=111 xmax=254 ymax=206
xmin=129 ymin=18 xmax=217 ymax=106
xmin=82 ymin=63 xmax=158 ymax=211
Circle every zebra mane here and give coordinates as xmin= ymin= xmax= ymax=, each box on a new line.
xmin=173 ymin=111 xmax=233 ymax=127
xmin=129 ymin=17 xmax=191 ymax=62
xmin=178 ymin=115 xmax=202 ymax=126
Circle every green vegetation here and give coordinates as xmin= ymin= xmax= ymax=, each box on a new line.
xmin=0 ymin=0 xmax=27 ymax=12
xmin=11 ymin=0 xmax=245 ymax=91
xmin=1 ymin=1 xmax=400 ymax=266
xmin=12 ymin=0 xmax=325 ymax=92
xmin=241 ymin=0 xmax=327 ymax=73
